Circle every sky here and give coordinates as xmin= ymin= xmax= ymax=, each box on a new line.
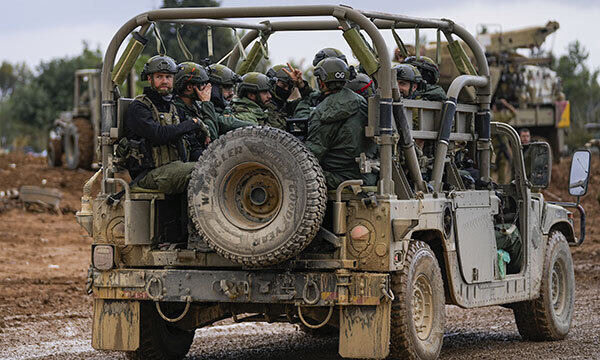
xmin=1 ymin=0 xmax=599 ymax=73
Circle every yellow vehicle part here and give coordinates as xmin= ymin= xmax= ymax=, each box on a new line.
xmin=557 ymin=100 xmax=570 ymax=128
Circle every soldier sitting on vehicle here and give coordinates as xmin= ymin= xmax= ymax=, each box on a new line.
xmin=404 ymin=56 xmax=447 ymax=101
xmin=265 ymin=63 xmax=313 ymax=127
xmin=205 ymin=64 xmax=251 ymax=139
xmin=346 ymin=73 xmax=376 ymax=99
xmin=172 ymin=62 xmax=217 ymax=161
xmin=293 ymin=47 xmax=347 ymax=118
xmin=305 ymin=58 xmax=378 ymax=190
xmin=231 ymin=72 xmax=280 ymax=127
xmin=122 ymin=55 xmax=204 ymax=194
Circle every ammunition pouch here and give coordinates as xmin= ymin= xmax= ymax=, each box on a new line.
xmin=115 ymin=137 xmax=155 ymax=175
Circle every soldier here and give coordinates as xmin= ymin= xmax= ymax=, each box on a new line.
xmin=123 ymin=55 xmax=204 ymax=194
xmin=293 ymin=48 xmax=347 ymax=118
xmin=394 ymin=63 xmax=422 ymax=100
xmin=265 ymin=64 xmax=313 ymax=120
xmin=404 ymin=56 xmax=447 ymax=101
xmin=519 ymin=128 xmax=531 ymax=145
xmin=346 ymin=73 xmax=375 ymax=99
xmin=172 ymin=61 xmax=217 ymax=161
xmin=206 ymin=64 xmax=251 ymax=139
xmin=305 ymin=57 xmax=377 ymax=190
xmin=231 ymin=72 xmax=278 ymax=127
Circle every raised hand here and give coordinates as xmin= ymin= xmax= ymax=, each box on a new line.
xmin=282 ymin=63 xmax=305 ymax=89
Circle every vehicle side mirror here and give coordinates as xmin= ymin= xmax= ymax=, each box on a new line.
xmin=523 ymin=142 xmax=551 ymax=189
xmin=569 ymin=149 xmax=591 ymax=197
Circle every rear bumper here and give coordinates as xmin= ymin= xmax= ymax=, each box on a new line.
xmin=91 ymin=268 xmax=390 ymax=307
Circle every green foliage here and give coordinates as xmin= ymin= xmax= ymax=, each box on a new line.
xmin=555 ymin=41 xmax=600 ymax=127
xmin=142 ymin=0 xmax=234 ymax=64
xmin=0 ymin=43 xmax=102 ymax=150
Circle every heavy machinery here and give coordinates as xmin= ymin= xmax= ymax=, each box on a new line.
xmin=77 ymin=6 xmax=588 ymax=360
xmin=47 ymin=68 xmax=136 ymax=169
xmin=47 ymin=69 xmax=100 ymax=170
xmin=423 ymin=21 xmax=569 ymax=162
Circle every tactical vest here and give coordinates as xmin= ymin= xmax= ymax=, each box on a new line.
xmin=135 ymin=94 xmax=181 ymax=168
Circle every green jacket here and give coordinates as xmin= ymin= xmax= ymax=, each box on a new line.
xmin=207 ymin=102 xmax=252 ymax=139
xmin=417 ymin=84 xmax=447 ymax=101
xmin=305 ymin=87 xmax=378 ymax=189
xmin=293 ymin=90 xmax=322 ymax=119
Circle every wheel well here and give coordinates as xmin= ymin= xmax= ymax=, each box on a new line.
xmin=549 ymin=221 xmax=575 ymax=243
xmin=411 ymin=230 xmax=451 ymax=303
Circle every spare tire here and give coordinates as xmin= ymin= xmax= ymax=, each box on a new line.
xmin=188 ymin=126 xmax=327 ymax=266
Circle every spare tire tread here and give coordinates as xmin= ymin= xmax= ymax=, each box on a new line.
xmin=189 ymin=126 xmax=326 ymax=267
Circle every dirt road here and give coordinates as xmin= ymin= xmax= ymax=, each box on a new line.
xmin=1 ymin=153 xmax=599 ymax=359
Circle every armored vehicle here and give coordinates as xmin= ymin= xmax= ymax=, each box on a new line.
xmin=77 ymin=6 xmax=589 ymax=360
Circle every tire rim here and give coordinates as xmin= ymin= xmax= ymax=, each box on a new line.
xmin=221 ymin=162 xmax=283 ymax=230
xmin=550 ymin=259 xmax=567 ymax=316
xmin=413 ymin=273 xmax=434 ymax=341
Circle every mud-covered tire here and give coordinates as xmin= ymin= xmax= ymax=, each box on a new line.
xmin=74 ymin=117 xmax=94 ymax=169
xmin=389 ymin=241 xmax=445 ymax=360
xmin=513 ymin=231 xmax=574 ymax=341
xmin=64 ymin=118 xmax=93 ymax=170
xmin=47 ymin=133 xmax=63 ymax=167
xmin=188 ymin=126 xmax=327 ymax=267
xmin=126 ymin=301 xmax=194 ymax=360
xmin=64 ymin=124 xmax=79 ymax=170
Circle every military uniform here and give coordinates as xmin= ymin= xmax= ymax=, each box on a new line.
xmin=417 ymin=83 xmax=446 ymax=101
xmin=124 ymin=87 xmax=199 ymax=194
xmin=306 ymin=87 xmax=377 ymax=189
xmin=172 ymin=96 xmax=216 ymax=161
xmin=293 ymin=90 xmax=323 ymax=118
xmin=207 ymin=86 xmax=252 ymax=139
xmin=231 ymin=96 xmax=270 ymax=126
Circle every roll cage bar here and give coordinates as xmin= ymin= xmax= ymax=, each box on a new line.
xmin=100 ymin=5 xmax=491 ymax=197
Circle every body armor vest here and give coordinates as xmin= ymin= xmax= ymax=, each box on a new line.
xmin=135 ymin=94 xmax=181 ymax=168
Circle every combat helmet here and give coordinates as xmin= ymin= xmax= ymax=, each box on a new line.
xmin=141 ymin=55 xmax=178 ymax=79
xmin=174 ymin=61 xmax=209 ymax=94
xmin=266 ymin=65 xmax=295 ymax=102
xmin=346 ymin=73 xmax=375 ymax=98
xmin=266 ymin=65 xmax=294 ymax=89
xmin=404 ymin=56 xmax=440 ymax=85
xmin=394 ymin=63 xmax=423 ymax=84
xmin=237 ymin=72 xmax=271 ymax=97
xmin=314 ymin=57 xmax=350 ymax=89
xmin=312 ymin=47 xmax=348 ymax=66
xmin=207 ymin=64 xmax=241 ymax=86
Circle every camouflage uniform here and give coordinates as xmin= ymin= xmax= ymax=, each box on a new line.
xmin=492 ymin=109 xmax=516 ymax=184
xmin=306 ymin=87 xmax=377 ymax=189
xmin=231 ymin=96 xmax=269 ymax=126
xmin=206 ymin=99 xmax=251 ymax=139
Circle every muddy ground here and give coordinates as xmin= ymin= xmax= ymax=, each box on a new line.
xmin=0 ymin=153 xmax=598 ymax=360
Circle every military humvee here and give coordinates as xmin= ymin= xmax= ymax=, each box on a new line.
xmin=76 ymin=6 xmax=590 ymax=360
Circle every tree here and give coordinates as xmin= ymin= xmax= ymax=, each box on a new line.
xmin=0 ymin=43 xmax=103 ymax=150
xmin=555 ymin=41 xmax=600 ymax=125
xmin=142 ymin=0 xmax=234 ymax=64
